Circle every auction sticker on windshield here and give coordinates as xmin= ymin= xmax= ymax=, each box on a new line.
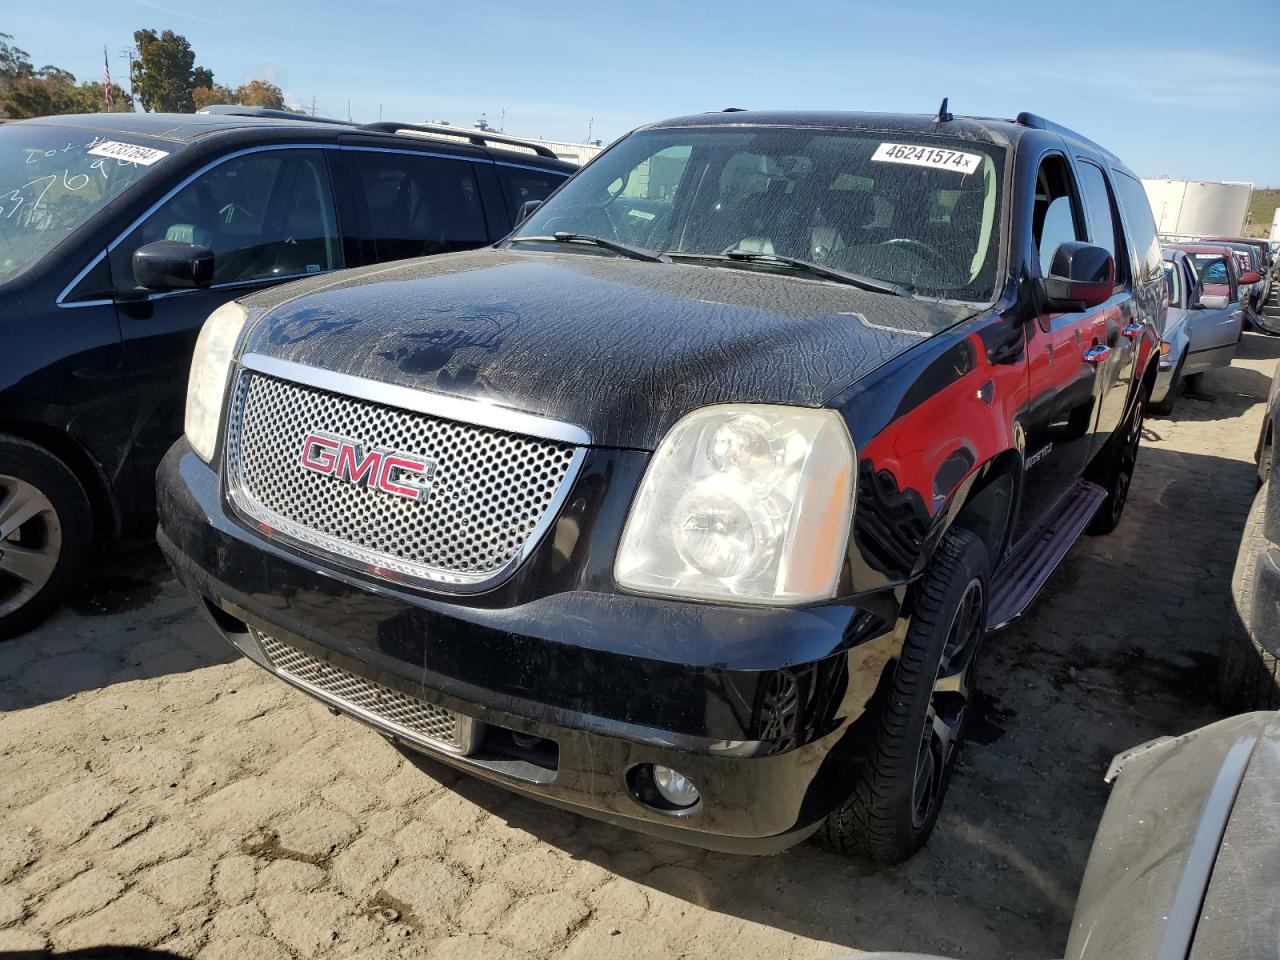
xmin=86 ymin=140 xmax=169 ymax=166
xmin=872 ymin=143 xmax=981 ymax=175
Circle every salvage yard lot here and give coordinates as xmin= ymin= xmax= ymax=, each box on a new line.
xmin=2 ymin=333 xmax=1278 ymax=960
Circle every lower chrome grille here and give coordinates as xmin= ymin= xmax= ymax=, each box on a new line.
xmin=254 ymin=631 xmax=478 ymax=755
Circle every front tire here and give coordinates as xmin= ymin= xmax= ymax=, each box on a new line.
xmin=1216 ymin=485 xmax=1279 ymax=711
xmin=822 ymin=527 xmax=989 ymax=864
xmin=0 ymin=436 xmax=93 ymax=640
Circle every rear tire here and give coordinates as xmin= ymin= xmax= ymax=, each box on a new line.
xmin=0 ymin=436 xmax=93 ymax=640
xmin=1216 ymin=485 xmax=1279 ymax=711
xmin=822 ymin=527 xmax=989 ymax=864
xmin=1087 ymin=390 xmax=1145 ymax=535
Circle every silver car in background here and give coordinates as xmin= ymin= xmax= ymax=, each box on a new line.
xmin=1152 ymin=247 xmax=1243 ymax=414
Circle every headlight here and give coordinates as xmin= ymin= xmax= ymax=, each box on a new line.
xmin=184 ymin=301 xmax=248 ymax=462
xmin=615 ymin=405 xmax=855 ymax=605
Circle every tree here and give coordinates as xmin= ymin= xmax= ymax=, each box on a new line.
xmin=131 ymin=29 xmax=211 ymax=113
xmin=0 ymin=34 xmax=132 ymax=118
xmin=233 ymin=79 xmax=286 ymax=110
xmin=192 ymin=82 xmax=235 ymax=110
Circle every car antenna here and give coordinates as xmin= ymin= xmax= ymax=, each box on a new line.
xmin=936 ymin=97 xmax=953 ymax=122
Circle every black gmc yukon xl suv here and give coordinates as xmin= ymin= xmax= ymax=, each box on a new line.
xmin=158 ymin=109 xmax=1165 ymax=862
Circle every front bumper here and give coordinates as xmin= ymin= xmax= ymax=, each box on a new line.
xmin=157 ymin=441 xmax=904 ymax=854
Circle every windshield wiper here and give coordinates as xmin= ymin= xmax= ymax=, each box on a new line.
xmin=510 ymin=232 xmax=671 ymax=263
xmin=707 ymin=250 xmax=910 ymax=297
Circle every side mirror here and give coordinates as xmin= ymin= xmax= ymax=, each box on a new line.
xmin=1043 ymin=241 xmax=1114 ymax=311
xmin=133 ymin=240 xmax=214 ymax=292
xmin=1198 ymin=293 xmax=1229 ymax=310
xmin=517 ymin=199 xmax=542 ymax=224
xmin=1240 ymin=271 xmax=1262 ymax=285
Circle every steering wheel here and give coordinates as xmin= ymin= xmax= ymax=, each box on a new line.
xmin=878 ymin=237 xmax=946 ymax=267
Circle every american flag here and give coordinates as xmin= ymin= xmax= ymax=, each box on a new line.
xmin=103 ymin=47 xmax=113 ymax=109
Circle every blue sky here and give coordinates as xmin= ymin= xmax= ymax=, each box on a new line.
xmin=8 ymin=0 xmax=1280 ymax=184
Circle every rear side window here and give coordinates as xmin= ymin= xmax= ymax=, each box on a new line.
xmin=115 ymin=149 xmax=340 ymax=286
xmin=347 ymin=151 xmax=488 ymax=262
xmin=1162 ymin=261 xmax=1181 ymax=306
xmin=1075 ymin=160 xmax=1126 ymax=284
xmin=495 ymin=166 xmax=568 ymax=223
xmin=1111 ymin=171 xmax=1163 ymax=286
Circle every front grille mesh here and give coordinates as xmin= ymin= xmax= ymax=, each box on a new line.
xmin=225 ymin=371 xmax=578 ymax=586
xmin=256 ymin=632 xmax=468 ymax=752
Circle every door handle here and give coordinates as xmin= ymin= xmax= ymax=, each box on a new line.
xmin=1122 ymin=322 xmax=1143 ymax=339
xmin=1084 ymin=344 xmax=1111 ymax=364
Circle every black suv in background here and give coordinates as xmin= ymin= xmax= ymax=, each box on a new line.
xmin=0 ymin=110 xmax=574 ymax=636
xmin=160 ymin=109 xmax=1164 ymax=862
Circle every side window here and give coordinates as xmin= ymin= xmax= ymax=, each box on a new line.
xmin=1074 ymin=160 xmax=1127 ymax=284
xmin=348 ymin=151 xmax=488 ymax=263
xmin=1162 ymin=261 xmax=1181 ymax=307
xmin=1031 ymin=155 xmax=1084 ymax=277
xmin=495 ymin=166 xmax=567 ymax=223
xmin=116 ymin=150 xmax=340 ymax=286
xmin=1111 ymin=170 xmax=1163 ymax=286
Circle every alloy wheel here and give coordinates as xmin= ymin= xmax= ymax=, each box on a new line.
xmin=0 ymin=475 xmax=62 ymax=618
xmin=911 ymin=577 xmax=985 ymax=828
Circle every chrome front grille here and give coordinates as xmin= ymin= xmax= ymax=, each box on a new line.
xmin=224 ymin=365 xmax=582 ymax=589
xmin=254 ymin=631 xmax=478 ymax=755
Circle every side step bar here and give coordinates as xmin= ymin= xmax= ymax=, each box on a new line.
xmin=986 ymin=480 xmax=1108 ymax=631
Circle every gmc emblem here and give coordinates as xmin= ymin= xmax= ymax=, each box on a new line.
xmin=299 ymin=433 xmax=437 ymax=502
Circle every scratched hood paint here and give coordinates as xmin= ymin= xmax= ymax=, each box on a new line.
xmin=238 ymin=249 xmax=971 ymax=449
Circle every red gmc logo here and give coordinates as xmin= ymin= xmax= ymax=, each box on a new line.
xmin=299 ymin=433 xmax=437 ymax=502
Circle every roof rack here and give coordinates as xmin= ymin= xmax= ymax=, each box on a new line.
xmin=1014 ymin=111 xmax=1116 ymax=161
xmin=195 ymin=105 xmax=350 ymax=125
xmin=358 ymin=122 xmax=559 ymax=159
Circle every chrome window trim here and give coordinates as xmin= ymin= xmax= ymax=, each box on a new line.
xmin=239 ymin=353 xmax=592 ymax=445
xmin=225 ymin=359 xmax=588 ymax=594
xmin=57 ymin=140 xmax=563 ymax=309
xmin=493 ymin=159 xmax=572 ymax=175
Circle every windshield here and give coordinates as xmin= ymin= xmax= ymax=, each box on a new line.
xmin=1189 ymin=254 xmax=1231 ymax=285
xmin=0 ymin=124 xmax=173 ymax=284
xmin=512 ymin=126 xmax=1005 ymax=301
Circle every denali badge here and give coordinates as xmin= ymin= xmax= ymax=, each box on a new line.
xmin=299 ymin=433 xmax=437 ymax=502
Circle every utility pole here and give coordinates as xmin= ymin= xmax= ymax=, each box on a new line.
xmin=119 ymin=45 xmax=135 ymax=111
xmin=499 ymin=108 xmax=505 ymax=132
xmin=347 ymin=98 xmax=351 ymax=122
xmin=310 ymin=95 xmax=317 ymax=117
xmin=587 ymin=116 xmax=593 ymax=143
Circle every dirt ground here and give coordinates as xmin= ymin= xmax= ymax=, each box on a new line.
xmin=2 ymin=333 xmax=1277 ymax=960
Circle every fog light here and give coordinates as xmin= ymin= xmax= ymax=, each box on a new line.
xmin=652 ymin=765 xmax=700 ymax=807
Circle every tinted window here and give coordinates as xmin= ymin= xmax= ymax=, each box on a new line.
xmin=349 ymin=151 xmax=487 ymax=262
xmin=0 ymin=125 xmax=172 ymax=284
xmin=1075 ymin=161 xmax=1124 ymax=280
xmin=495 ymin=166 xmax=568 ymax=223
xmin=515 ymin=128 xmax=1006 ymax=302
xmin=1031 ymin=155 xmax=1084 ymax=277
xmin=117 ymin=149 xmax=339 ymax=286
xmin=1111 ymin=171 xmax=1162 ymax=285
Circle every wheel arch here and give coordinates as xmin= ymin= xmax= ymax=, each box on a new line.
xmin=0 ymin=419 xmax=119 ymax=541
xmin=915 ymin=449 xmax=1022 ymax=578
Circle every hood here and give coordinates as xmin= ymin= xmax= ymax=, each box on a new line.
xmin=239 ymin=249 xmax=973 ymax=449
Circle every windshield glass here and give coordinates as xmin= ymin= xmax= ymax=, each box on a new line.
xmin=1189 ymin=254 xmax=1230 ymax=285
xmin=0 ymin=124 xmax=173 ymax=284
xmin=512 ymin=126 xmax=1005 ymax=301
